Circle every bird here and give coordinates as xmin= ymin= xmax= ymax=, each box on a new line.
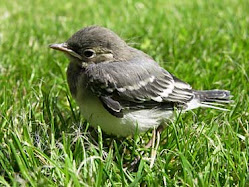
xmin=49 ymin=26 xmax=231 ymax=137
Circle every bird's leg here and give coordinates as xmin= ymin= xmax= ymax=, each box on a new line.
xmin=148 ymin=125 xmax=164 ymax=168
xmin=145 ymin=125 xmax=165 ymax=148
xmin=127 ymin=125 xmax=165 ymax=171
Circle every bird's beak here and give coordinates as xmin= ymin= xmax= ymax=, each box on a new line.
xmin=49 ymin=43 xmax=82 ymax=60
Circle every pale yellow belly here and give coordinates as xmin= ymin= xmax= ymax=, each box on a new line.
xmin=76 ymin=93 xmax=135 ymax=136
xmin=75 ymin=85 xmax=172 ymax=137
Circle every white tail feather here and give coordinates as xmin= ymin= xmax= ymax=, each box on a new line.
xmin=185 ymin=99 xmax=230 ymax=111
xmin=199 ymin=103 xmax=229 ymax=111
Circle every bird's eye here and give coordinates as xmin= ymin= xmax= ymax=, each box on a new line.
xmin=83 ymin=49 xmax=95 ymax=58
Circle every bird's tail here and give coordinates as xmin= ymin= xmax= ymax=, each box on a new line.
xmin=192 ymin=90 xmax=232 ymax=111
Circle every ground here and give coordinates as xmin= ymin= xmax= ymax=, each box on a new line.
xmin=0 ymin=0 xmax=248 ymax=186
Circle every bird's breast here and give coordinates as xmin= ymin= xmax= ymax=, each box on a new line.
xmin=67 ymin=62 xmax=88 ymax=98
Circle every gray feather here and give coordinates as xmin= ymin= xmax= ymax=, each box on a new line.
xmin=194 ymin=90 xmax=231 ymax=103
xmin=100 ymin=96 xmax=123 ymax=118
xmin=84 ymin=55 xmax=196 ymax=116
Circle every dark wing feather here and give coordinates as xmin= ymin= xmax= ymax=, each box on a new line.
xmin=100 ymin=96 xmax=123 ymax=117
xmin=85 ymin=57 xmax=194 ymax=117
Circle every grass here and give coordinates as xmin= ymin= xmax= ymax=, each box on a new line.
xmin=0 ymin=0 xmax=248 ymax=186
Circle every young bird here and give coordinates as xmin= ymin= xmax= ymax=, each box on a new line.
xmin=49 ymin=26 xmax=231 ymax=137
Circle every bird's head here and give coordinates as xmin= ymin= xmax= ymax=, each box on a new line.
xmin=49 ymin=26 xmax=130 ymax=67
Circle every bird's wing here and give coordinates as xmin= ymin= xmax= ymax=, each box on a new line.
xmin=85 ymin=58 xmax=194 ymax=117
